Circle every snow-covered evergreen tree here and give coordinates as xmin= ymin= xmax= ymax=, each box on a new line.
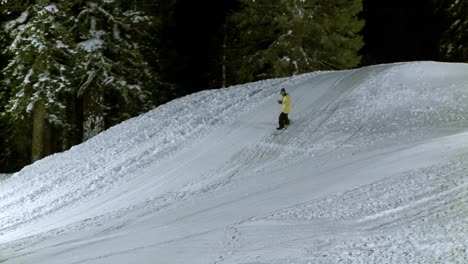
xmin=226 ymin=0 xmax=364 ymax=83
xmin=1 ymin=0 xmax=161 ymax=162
xmin=1 ymin=2 xmax=75 ymax=160
xmin=70 ymin=0 xmax=158 ymax=139
xmin=2 ymin=3 xmax=74 ymax=122
xmin=439 ymin=0 xmax=467 ymax=62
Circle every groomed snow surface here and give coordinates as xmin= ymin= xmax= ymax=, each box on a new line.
xmin=1 ymin=61 xmax=467 ymax=264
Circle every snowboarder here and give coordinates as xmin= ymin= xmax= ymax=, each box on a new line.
xmin=277 ymin=88 xmax=291 ymax=130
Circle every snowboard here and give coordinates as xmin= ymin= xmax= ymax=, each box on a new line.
xmin=275 ymin=120 xmax=292 ymax=132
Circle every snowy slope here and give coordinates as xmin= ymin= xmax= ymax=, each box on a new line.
xmin=0 ymin=61 xmax=467 ymax=264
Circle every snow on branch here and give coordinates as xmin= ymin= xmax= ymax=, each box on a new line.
xmin=4 ymin=10 xmax=29 ymax=32
xmin=97 ymin=6 xmax=130 ymax=31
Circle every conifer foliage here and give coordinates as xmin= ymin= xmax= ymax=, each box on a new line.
xmin=71 ymin=0 xmax=158 ymax=139
xmin=2 ymin=3 xmax=74 ymax=124
xmin=439 ymin=0 xmax=467 ymax=62
xmin=0 ymin=0 xmax=160 ymax=164
xmin=1 ymin=2 xmax=76 ymax=161
xmin=226 ymin=0 xmax=364 ymax=84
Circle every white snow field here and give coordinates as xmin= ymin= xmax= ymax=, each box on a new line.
xmin=1 ymin=61 xmax=468 ymax=264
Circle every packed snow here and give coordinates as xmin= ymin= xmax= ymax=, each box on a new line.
xmin=1 ymin=61 xmax=467 ymax=264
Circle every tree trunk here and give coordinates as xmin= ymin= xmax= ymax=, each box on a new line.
xmin=62 ymin=95 xmax=83 ymax=149
xmin=82 ymin=90 xmax=105 ymax=141
xmin=222 ymin=23 xmax=227 ymax=88
xmin=31 ymin=99 xmax=50 ymax=162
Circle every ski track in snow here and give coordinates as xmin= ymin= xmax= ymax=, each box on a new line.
xmin=0 ymin=74 xmax=309 ymax=235
xmin=1 ymin=62 xmax=468 ymax=264
xmin=234 ymin=156 xmax=468 ymax=264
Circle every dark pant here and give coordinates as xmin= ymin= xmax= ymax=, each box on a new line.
xmin=278 ymin=112 xmax=289 ymax=129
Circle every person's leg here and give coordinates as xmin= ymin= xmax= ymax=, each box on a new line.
xmin=278 ymin=112 xmax=287 ymax=129
xmin=277 ymin=113 xmax=283 ymax=129
xmin=285 ymin=114 xmax=289 ymax=126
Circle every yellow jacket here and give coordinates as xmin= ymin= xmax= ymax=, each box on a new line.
xmin=281 ymin=94 xmax=292 ymax=114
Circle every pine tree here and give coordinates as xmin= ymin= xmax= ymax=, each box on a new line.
xmin=226 ymin=0 xmax=364 ymax=84
xmin=439 ymin=0 xmax=467 ymax=62
xmin=70 ymin=0 xmax=159 ymax=139
xmin=1 ymin=2 xmax=75 ymax=161
xmin=1 ymin=0 xmax=162 ymax=164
